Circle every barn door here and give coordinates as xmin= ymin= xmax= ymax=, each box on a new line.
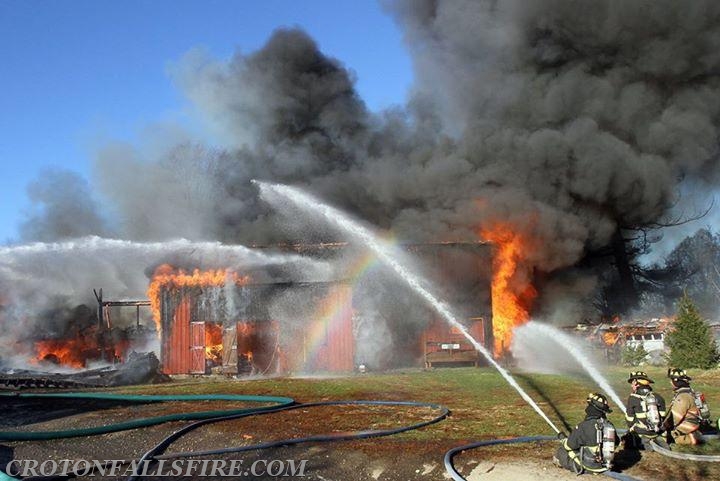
xmin=222 ymin=325 xmax=238 ymax=374
xmin=190 ymin=321 xmax=206 ymax=374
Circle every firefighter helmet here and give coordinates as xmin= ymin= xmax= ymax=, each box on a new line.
xmin=587 ymin=392 xmax=613 ymax=413
xmin=667 ymin=367 xmax=692 ymax=381
xmin=627 ymin=371 xmax=654 ymax=385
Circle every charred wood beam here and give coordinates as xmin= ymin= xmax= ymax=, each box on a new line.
xmin=94 ymin=288 xmax=103 ymax=329
xmin=159 ymin=279 xmax=353 ymax=291
xmin=0 ymin=377 xmax=95 ymax=390
xmin=93 ymin=291 xmax=153 ymax=333
xmin=101 ymin=301 xmax=151 ymax=307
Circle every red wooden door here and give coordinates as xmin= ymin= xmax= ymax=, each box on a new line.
xmin=190 ymin=321 xmax=206 ymax=374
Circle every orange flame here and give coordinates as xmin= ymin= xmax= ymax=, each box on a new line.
xmin=205 ymin=323 xmax=223 ymax=363
xmin=146 ymin=264 xmax=250 ymax=332
xmin=602 ymin=331 xmax=619 ymax=346
xmin=480 ymin=223 xmax=537 ymax=357
xmin=32 ymin=330 xmax=127 ymax=368
xmin=33 ymin=338 xmax=92 ymax=368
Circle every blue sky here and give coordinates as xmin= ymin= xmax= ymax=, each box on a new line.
xmin=0 ymin=0 xmax=412 ymax=244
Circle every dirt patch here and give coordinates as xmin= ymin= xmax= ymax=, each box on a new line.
xmin=465 ymin=460 xmax=587 ymax=481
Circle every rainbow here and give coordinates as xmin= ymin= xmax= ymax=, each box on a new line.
xmin=302 ymin=249 xmax=383 ymax=371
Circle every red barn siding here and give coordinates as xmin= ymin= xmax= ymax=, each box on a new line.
xmin=162 ymin=297 xmax=191 ymax=375
xmin=161 ymin=284 xmax=355 ymax=375
xmin=305 ymin=285 xmax=354 ymax=372
xmin=274 ymin=285 xmax=355 ymax=373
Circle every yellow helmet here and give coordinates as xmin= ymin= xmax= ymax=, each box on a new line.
xmin=587 ymin=392 xmax=613 ymax=413
xmin=627 ymin=371 xmax=654 ymax=384
xmin=667 ymin=368 xmax=691 ymax=381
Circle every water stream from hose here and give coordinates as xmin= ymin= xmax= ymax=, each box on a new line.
xmin=523 ymin=321 xmax=626 ymax=414
xmin=255 ymin=181 xmax=561 ymax=434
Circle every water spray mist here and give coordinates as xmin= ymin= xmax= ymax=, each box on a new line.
xmin=524 ymin=321 xmax=626 ymax=414
xmin=254 ymin=180 xmax=562 ymax=434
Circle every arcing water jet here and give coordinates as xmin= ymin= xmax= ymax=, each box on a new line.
xmin=254 ymin=180 xmax=562 ymax=434
xmin=521 ymin=321 xmax=626 ymax=414
xmin=0 ymin=236 xmax=321 ymax=270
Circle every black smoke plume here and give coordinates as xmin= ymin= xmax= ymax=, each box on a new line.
xmin=5 ymin=2 xmax=720 ymax=361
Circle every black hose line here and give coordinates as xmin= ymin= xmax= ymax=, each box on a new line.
xmin=12 ymin=400 xmax=447 ymax=481
xmin=443 ymin=436 xmax=642 ymax=481
xmin=125 ymin=400 xmax=449 ymax=481
xmin=17 ymin=400 xmax=448 ymax=481
xmin=444 ymin=436 xmax=554 ymax=481
xmin=157 ymin=400 xmax=448 ymax=456
xmin=15 ymin=395 xmax=720 ymax=481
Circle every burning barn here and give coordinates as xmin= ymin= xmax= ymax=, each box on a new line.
xmin=155 ymin=278 xmax=355 ymax=375
xmin=1 ymin=241 xmax=493 ymax=376
xmin=568 ymin=317 xmax=674 ymax=364
xmin=28 ymin=299 xmax=147 ymax=370
xmin=148 ymin=242 xmax=493 ymax=376
xmin=621 ymin=318 xmax=672 ymax=354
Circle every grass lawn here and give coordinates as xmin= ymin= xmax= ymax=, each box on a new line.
xmin=7 ymin=366 xmax=720 ymax=480
xmin=111 ymin=365 xmax=720 ymax=439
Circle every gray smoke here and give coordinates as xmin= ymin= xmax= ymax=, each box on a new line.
xmin=352 ymin=268 xmax=434 ymax=369
xmin=21 ymin=168 xmax=111 ymax=242
xmin=94 ymin=142 xmax=221 ymax=241
xmin=385 ymin=0 xmax=720 ymax=318
xmin=6 ymin=2 xmax=720 ymax=361
xmin=389 ymin=0 xmax=720 ymax=258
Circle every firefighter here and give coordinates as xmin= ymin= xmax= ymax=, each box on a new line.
xmin=554 ymin=393 xmax=618 ymax=474
xmin=624 ymin=371 xmax=667 ymax=448
xmin=664 ymin=368 xmax=702 ymax=445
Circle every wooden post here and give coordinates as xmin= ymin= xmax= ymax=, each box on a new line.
xmin=104 ymin=305 xmax=111 ymax=329
xmin=93 ymin=288 xmax=103 ymax=329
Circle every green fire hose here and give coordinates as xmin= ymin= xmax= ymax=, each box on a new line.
xmin=0 ymin=392 xmax=294 ymax=441
xmin=0 ymin=392 xmax=448 ymax=481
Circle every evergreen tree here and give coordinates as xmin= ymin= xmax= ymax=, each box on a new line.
xmin=621 ymin=343 xmax=649 ymax=366
xmin=665 ymin=293 xmax=720 ymax=369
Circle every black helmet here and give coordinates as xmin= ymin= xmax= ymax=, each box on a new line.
xmin=587 ymin=392 xmax=613 ymax=413
xmin=628 ymin=371 xmax=654 ymax=385
xmin=667 ymin=368 xmax=692 ymax=382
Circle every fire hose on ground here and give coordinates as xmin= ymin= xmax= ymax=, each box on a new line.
xmin=648 ymin=433 xmax=720 ymax=461
xmin=443 ymin=435 xmax=642 ymax=481
xmin=443 ymin=431 xmax=720 ymax=481
xmin=0 ymin=392 xmax=449 ymax=480
xmin=0 ymin=391 xmax=293 ymax=481
xmin=3 ymin=392 xmax=720 ymax=481
xmin=0 ymin=392 xmax=295 ymax=441
xmin=125 ymin=400 xmax=450 ymax=481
